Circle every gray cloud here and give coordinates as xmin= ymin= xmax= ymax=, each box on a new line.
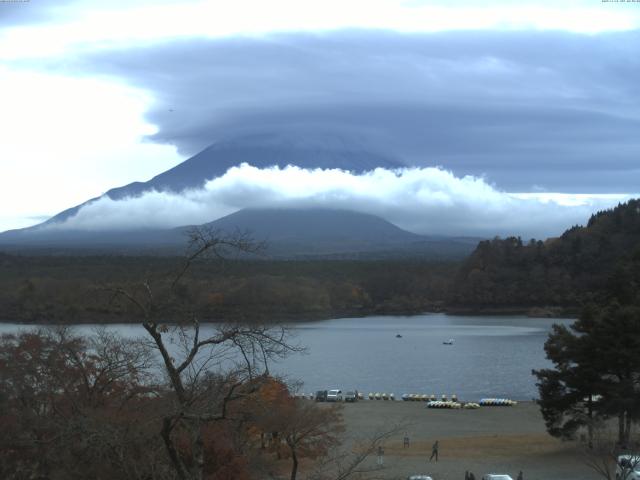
xmin=0 ymin=3 xmax=48 ymax=27
xmin=29 ymin=29 xmax=640 ymax=192
xmin=0 ymin=0 xmax=177 ymax=29
xmin=0 ymin=1 xmax=79 ymax=28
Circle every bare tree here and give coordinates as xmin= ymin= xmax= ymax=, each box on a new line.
xmin=307 ymin=423 xmax=406 ymax=480
xmin=109 ymin=227 xmax=302 ymax=480
xmin=255 ymin=397 xmax=344 ymax=480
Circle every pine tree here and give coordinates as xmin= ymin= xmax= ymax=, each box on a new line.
xmin=534 ymin=304 xmax=640 ymax=446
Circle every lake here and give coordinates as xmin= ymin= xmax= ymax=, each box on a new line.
xmin=0 ymin=314 xmax=572 ymax=401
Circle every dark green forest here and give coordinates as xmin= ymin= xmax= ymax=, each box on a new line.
xmin=449 ymin=199 xmax=640 ymax=314
xmin=0 ymin=254 xmax=456 ymax=323
xmin=2 ymin=199 xmax=639 ymax=323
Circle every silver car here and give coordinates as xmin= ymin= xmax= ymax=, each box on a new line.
xmin=407 ymin=476 xmax=433 ymax=480
xmin=617 ymin=455 xmax=640 ymax=480
xmin=482 ymin=475 xmax=513 ymax=480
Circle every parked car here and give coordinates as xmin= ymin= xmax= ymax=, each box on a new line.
xmin=344 ymin=391 xmax=357 ymax=402
xmin=407 ymin=476 xmax=433 ymax=480
xmin=617 ymin=455 xmax=640 ymax=480
xmin=482 ymin=475 xmax=513 ymax=480
xmin=315 ymin=390 xmax=328 ymax=402
xmin=326 ymin=389 xmax=343 ymax=402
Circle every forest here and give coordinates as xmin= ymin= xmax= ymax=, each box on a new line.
xmin=0 ymin=252 xmax=457 ymax=324
xmin=0 ymin=228 xmax=395 ymax=480
xmin=1 ymin=199 xmax=639 ymax=324
xmin=449 ymin=199 xmax=640 ymax=314
xmin=2 ymin=201 xmax=640 ymax=480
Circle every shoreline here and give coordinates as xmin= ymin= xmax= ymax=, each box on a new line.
xmin=0 ymin=306 xmax=577 ymax=326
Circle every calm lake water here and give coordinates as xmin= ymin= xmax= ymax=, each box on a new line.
xmin=0 ymin=314 xmax=572 ymax=401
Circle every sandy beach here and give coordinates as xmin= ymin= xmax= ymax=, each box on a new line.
xmin=334 ymin=400 xmax=600 ymax=480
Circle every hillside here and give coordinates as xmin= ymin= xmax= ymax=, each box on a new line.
xmin=193 ymin=208 xmax=479 ymax=259
xmin=0 ymin=208 xmax=479 ymax=260
xmin=448 ymin=199 xmax=640 ymax=313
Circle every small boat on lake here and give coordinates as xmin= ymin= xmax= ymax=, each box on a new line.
xmin=396 ymin=334 xmax=402 ymax=338
xmin=443 ymin=339 xmax=454 ymax=345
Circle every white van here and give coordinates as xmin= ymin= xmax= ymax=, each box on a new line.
xmin=326 ymin=389 xmax=343 ymax=402
xmin=616 ymin=455 xmax=640 ymax=480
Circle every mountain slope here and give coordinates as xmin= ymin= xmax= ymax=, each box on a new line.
xmin=194 ymin=208 xmax=471 ymax=258
xmin=29 ymin=131 xmax=404 ymax=229
xmin=0 ymin=208 xmax=479 ymax=259
xmin=200 ymin=208 xmax=422 ymax=243
xmin=134 ymin=132 xmax=403 ymax=195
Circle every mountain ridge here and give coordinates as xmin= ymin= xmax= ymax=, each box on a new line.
xmin=0 ymin=208 xmax=480 ymax=260
xmin=21 ymin=130 xmax=405 ymax=230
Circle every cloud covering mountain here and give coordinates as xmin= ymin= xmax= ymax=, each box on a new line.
xmin=57 ymin=30 xmax=640 ymax=193
xmin=3 ymin=3 xmax=639 ymax=232
xmin=47 ymin=164 xmax=633 ymax=239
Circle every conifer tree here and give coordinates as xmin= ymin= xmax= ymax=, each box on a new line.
xmin=534 ymin=303 xmax=640 ymax=446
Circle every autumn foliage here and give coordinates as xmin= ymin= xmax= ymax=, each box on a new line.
xmin=0 ymin=330 xmax=343 ymax=480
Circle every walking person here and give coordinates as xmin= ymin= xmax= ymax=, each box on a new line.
xmin=517 ymin=471 xmax=523 ymax=480
xmin=404 ymin=434 xmax=410 ymax=448
xmin=377 ymin=445 xmax=384 ymax=467
xmin=429 ymin=440 xmax=439 ymax=462
xmin=465 ymin=470 xmax=470 ymax=480
xmin=469 ymin=472 xmax=476 ymax=480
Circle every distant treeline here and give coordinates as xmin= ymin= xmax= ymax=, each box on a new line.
xmin=0 ymin=255 xmax=457 ymax=323
xmin=449 ymin=199 xmax=640 ymax=314
xmin=2 ymin=199 xmax=639 ymax=323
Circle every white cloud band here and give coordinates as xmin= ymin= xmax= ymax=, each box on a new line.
xmin=50 ymin=164 xmax=635 ymax=238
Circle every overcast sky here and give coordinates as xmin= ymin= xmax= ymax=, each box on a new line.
xmin=1 ymin=1 xmax=639 ymax=236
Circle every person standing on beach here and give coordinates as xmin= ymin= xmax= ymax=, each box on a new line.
xmin=469 ymin=472 xmax=476 ymax=480
xmin=429 ymin=440 xmax=439 ymax=462
xmin=377 ymin=445 xmax=384 ymax=467
xmin=517 ymin=471 xmax=523 ymax=480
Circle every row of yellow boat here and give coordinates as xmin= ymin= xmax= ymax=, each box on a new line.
xmin=297 ymin=392 xmax=517 ymax=405
xmin=426 ymin=401 xmax=481 ymax=409
xmin=479 ymin=398 xmax=518 ymax=406
xmin=402 ymin=394 xmax=459 ymax=402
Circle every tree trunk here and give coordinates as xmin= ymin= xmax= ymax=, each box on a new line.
xmin=162 ymin=417 xmax=189 ymax=480
xmin=192 ymin=422 xmax=205 ymax=480
xmin=623 ymin=411 xmax=632 ymax=447
xmin=587 ymin=395 xmax=594 ymax=449
xmin=618 ymin=412 xmax=625 ymax=446
xmin=274 ymin=432 xmax=281 ymax=459
xmin=290 ymin=445 xmax=298 ymax=480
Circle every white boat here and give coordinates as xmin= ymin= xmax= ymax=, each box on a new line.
xmin=443 ymin=339 xmax=454 ymax=345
